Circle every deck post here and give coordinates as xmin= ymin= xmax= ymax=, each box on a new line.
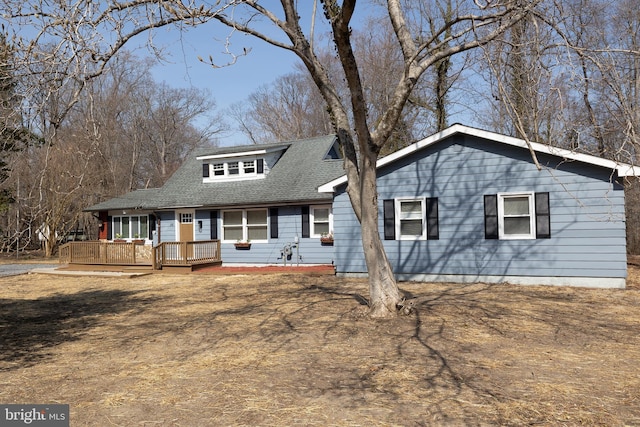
xmin=182 ymin=241 xmax=188 ymax=264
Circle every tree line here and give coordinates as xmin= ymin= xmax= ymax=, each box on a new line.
xmin=0 ymin=43 xmax=223 ymax=256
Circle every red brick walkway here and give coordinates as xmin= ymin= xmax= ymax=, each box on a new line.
xmin=194 ymin=264 xmax=336 ymax=275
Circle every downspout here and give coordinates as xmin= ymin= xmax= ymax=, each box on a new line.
xmin=151 ymin=212 xmax=161 ymax=244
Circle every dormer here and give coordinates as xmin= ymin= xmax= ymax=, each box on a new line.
xmin=198 ymin=147 xmax=283 ymax=183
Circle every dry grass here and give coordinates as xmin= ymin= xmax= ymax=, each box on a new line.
xmin=1 ymin=267 xmax=639 ymax=426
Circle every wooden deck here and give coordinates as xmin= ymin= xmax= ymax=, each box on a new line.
xmin=59 ymin=240 xmax=222 ymax=272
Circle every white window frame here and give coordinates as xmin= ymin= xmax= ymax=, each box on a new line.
xmin=221 ymin=209 xmax=268 ymax=243
xmin=243 ymin=159 xmax=256 ymax=174
xmin=497 ymin=192 xmax=536 ymax=240
xmin=112 ymin=214 xmax=149 ymax=240
xmin=310 ymin=205 xmax=333 ymax=237
xmin=203 ymin=157 xmax=264 ymax=182
xmin=212 ymin=163 xmax=225 ymax=176
xmin=395 ymin=198 xmax=425 ymax=240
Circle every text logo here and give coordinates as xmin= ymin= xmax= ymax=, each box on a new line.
xmin=0 ymin=405 xmax=68 ymax=427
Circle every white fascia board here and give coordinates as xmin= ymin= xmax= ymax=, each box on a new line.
xmin=196 ymin=146 xmax=286 ymax=161
xmin=197 ymin=149 xmax=267 ymax=161
xmin=481 ymin=129 xmax=640 ymax=177
xmin=317 ymin=124 xmax=640 ymax=193
xmin=318 ymin=125 xmax=468 ymax=192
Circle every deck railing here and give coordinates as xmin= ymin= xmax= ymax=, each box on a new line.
xmin=153 ymin=240 xmax=221 ymax=269
xmin=60 ymin=240 xmax=221 ymax=270
xmin=59 ymin=241 xmax=149 ymax=265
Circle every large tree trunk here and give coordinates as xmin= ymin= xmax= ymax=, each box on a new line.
xmin=43 ymin=226 xmax=56 ymax=257
xmin=359 ymin=148 xmax=402 ymax=317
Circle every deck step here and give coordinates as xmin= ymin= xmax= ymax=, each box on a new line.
xmin=122 ymin=265 xmax=154 ymax=272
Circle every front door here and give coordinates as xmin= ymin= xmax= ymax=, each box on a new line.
xmin=178 ymin=211 xmax=194 ymax=242
xmin=178 ymin=211 xmax=194 ymax=259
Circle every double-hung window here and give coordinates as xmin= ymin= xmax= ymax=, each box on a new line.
xmin=228 ymin=161 xmax=239 ymax=175
xmin=222 ymin=209 xmax=268 ymax=242
xmin=383 ymin=198 xmax=439 ymax=240
xmin=243 ymin=160 xmax=256 ymax=174
xmin=311 ymin=206 xmax=332 ymax=237
xmin=212 ymin=163 xmax=225 ymax=176
xmin=202 ymin=158 xmax=263 ymax=181
xmin=397 ymin=199 xmax=425 ymax=239
xmin=484 ymin=192 xmax=550 ymax=240
xmin=499 ymin=193 xmax=535 ymax=239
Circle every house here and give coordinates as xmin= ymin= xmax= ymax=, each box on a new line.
xmin=85 ymin=135 xmax=344 ymax=266
xmin=85 ymin=124 xmax=638 ymax=288
xmin=319 ymin=124 xmax=639 ymax=288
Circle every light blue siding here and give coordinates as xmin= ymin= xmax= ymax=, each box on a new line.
xmin=159 ymin=206 xmax=334 ymax=265
xmin=334 ymin=135 xmax=628 ymax=284
xmin=217 ymin=206 xmax=334 ymax=265
xmin=158 ymin=211 xmax=176 ymax=242
xmin=194 ymin=210 xmax=211 ymax=240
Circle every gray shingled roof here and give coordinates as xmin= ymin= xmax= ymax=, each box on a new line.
xmin=86 ymin=135 xmax=344 ymax=212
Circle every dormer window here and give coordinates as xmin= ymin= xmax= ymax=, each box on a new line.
xmin=202 ymin=157 xmax=266 ymax=182
xmin=228 ymin=161 xmax=240 ymax=175
xmin=198 ymin=147 xmax=275 ymax=182
xmin=213 ymin=163 xmax=225 ymax=176
xmin=243 ymin=160 xmax=255 ymax=174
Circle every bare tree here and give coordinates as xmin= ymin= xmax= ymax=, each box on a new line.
xmin=212 ymin=1 xmax=535 ymax=317
xmin=474 ymin=0 xmax=640 ymax=252
xmin=133 ymin=82 xmax=222 ymax=187
xmin=230 ymin=71 xmax=332 ymax=144
xmin=0 ymin=35 xmax=30 ymax=251
xmin=3 ymin=0 xmax=536 ymax=316
xmin=1 ymin=43 xmax=221 ymax=255
xmin=232 ymin=10 xmax=466 ymax=151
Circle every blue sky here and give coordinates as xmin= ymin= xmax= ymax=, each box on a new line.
xmin=148 ymin=24 xmax=300 ymax=108
xmin=143 ymin=6 xmax=339 ymax=147
xmin=140 ymin=4 xmax=481 ymax=147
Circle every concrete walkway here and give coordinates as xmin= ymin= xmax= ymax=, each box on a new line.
xmin=30 ymin=267 xmax=150 ymax=278
xmin=0 ymin=264 xmax=148 ymax=278
xmin=0 ymin=263 xmax=57 ymax=277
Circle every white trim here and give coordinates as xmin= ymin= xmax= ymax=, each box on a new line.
xmin=395 ymin=198 xmax=426 ymax=240
xmin=310 ymin=205 xmax=333 ymax=238
xmin=196 ymin=146 xmax=285 ymax=161
xmin=221 ymin=208 xmax=269 ymax=243
xmin=203 ymin=157 xmax=265 ymax=183
xmin=111 ymin=214 xmax=150 ymax=241
xmin=176 ymin=209 xmax=195 ymax=241
xmin=318 ymin=124 xmax=640 ymax=192
xmin=497 ymin=192 xmax=536 ymax=240
xmin=197 ymin=149 xmax=267 ymax=160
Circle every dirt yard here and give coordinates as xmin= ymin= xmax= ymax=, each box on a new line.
xmin=1 ymin=264 xmax=639 ymax=426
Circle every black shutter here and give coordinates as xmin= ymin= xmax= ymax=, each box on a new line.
xmin=426 ymin=198 xmax=439 ymax=240
xmin=148 ymin=215 xmax=156 ymax=240
xmin=484 ymin=195 xmax=499 ymax=239
xmin=270 ymin=208 xmax=279 ymax=239
xmin=301 ymin=206 xmax=310 ymax=238
xmin=106 ymin=216 xmax=112 ymax=240
xmin=257 ymin=158 xmax=264 ymax=174
xmin=383 ymin=199 xmax=395 ymax=240
xmin=210 ymin=211 xmax=218 ymax=240
xmin=535 ymin=192 xmax=551 ymax=239
xmin=202 ymin=163 xmax=210 ymax=178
